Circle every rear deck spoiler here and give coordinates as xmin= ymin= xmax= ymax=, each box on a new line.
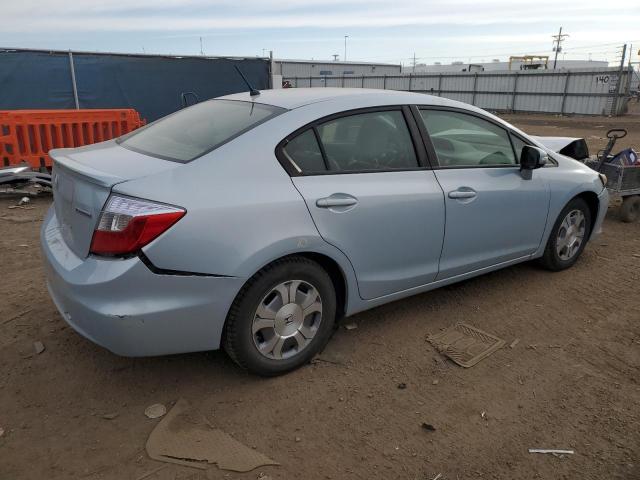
xmin=50 ymin=148 xmax=126 ymax=188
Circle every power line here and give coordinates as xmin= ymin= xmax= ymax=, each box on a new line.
xmin=350 ymin=34 xmax=640 ymax=62
xmin=348 ymin=39 xmax=639 ymax=64
xmin=563 ymin=40 xmax=640 ymax=51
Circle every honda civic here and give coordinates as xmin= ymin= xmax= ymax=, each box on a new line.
xmin=41 ymin=88 xmax=609 ymax=375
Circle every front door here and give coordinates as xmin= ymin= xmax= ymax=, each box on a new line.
xmin=418 ymin=108 xmax=550 ymax=280
xmin=280 ymin=108 xmax=445 ymax=299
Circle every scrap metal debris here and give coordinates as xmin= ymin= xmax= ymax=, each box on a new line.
xmin=0 ymin=166 xmax=52 ymax=195
xmin=427 ymin=323 xmax=505 ymax=368
xmin=146 ymin=398 xmax=278 ymax=472
xmin=0 ymin=166 xmax=51 ymax=186
xmin=509 ymin=338 xmax=521 ymax=349
xmin=529 ymin=448 xmax=575 ymax=456
xmin=145 ymin=403 xmax=167 ymax=419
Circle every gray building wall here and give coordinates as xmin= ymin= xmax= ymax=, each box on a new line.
xmin=411 ymin=59 xmax=609 ymax=73
xmin=274 ymin=60 xmax=401 ymax=78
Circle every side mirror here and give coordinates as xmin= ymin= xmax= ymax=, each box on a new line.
xmin=520 ymin=146 xmax=548 ymax=179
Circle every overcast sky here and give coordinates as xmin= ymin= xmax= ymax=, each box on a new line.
xmin=2 ymin=0 xmax=639 ymax=65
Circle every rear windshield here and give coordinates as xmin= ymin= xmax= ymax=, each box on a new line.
xmin=119 ymin=99 xmax=285 ymax=162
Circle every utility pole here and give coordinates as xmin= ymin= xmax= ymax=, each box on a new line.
xmin=624 ymin=44 xmax=633 ymax=99
xmin=344 ymin=35 xmax=349 ymax=62
xmin=612 ymin=44 xmax=627 ymax=115
xmin=199 ymin=37 xmax=204 ymax=56
xmin=551 ymin=26 xmax=569 ymax=69
xmin=412 ymin=52 xmax=416 ymax=73
xmin=618 ymin=43 xmax=628 ymax=70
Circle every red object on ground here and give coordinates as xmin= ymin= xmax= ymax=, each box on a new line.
xmin=0 ymin=109 xmax=146 ymax=169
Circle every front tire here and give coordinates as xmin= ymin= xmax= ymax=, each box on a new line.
xmin=539 ymin=198 xmax=591 ymax=271
xmin=223 ymin=256 xmax=336 ymax=376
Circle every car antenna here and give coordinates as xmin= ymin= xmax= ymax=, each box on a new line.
xmin=234 ymin=66 xmax=260 ymax=97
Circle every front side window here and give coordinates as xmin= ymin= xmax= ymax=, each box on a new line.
xmin=420 ymin=110 xmax=517 ymax=167
xmin=510 ymin=134 xmax=528 ymax=163
xmin=316 ymin=111 xmax=418 ymax=172
xmin=120 ymin=100 xmax=284 ymax=162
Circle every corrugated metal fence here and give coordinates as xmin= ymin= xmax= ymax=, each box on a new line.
xmin=284 ymin=67 xmax=634 ymax=116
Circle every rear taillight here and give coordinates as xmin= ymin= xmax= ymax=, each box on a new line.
xmin=90 ymin=195 xmax=185 ymax=256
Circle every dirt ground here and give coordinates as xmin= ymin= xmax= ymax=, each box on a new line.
xmin=1 ymin=113 xmax=640 ymax=480
xmin=502 ymin=100 xmax=640 ymax=155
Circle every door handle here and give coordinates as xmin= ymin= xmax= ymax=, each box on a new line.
xmin=316 ymin=197 xmax=358 ymax=208
xmin=448 ymin=190 xmax=477 ymax=199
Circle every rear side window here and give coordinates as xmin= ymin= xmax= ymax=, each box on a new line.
xmin=420 ymin=109 xmax=516 ymax=167
xmin=282 ymin=130 xmax=327 ymax=173
xmin=120 ymin=100 xmax=284 ymax=162
xmin=317 ymin=111 xmax=418 ymax=172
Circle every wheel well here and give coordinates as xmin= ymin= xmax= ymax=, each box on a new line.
xmin=296 ymin=252 xmax=347 ymax=319
xmin=232 ymin=253 xmax=348 ymax=321
xmin=574 ymin=191 xmax=599 ymax=238
xmin=222 ymin=252 xmax=348 ymax=346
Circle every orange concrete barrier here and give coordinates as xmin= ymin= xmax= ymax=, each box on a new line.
xmin=0 ymin=109 xmax=146 ymax=169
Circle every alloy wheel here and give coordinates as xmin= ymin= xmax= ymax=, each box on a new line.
xmin=251 ymin=280 xmax=323 ymax=360
xmin=556 ymin=209 xmax=586 ymax=261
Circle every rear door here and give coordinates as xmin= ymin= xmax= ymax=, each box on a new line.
xmin=280 ymin=106 xmax=445 ymax=300
xmin=416 ymin=107 xmax=550 ymax=280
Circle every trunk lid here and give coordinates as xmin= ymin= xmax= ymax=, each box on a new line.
xmin=51 ymin=140 xmax=180 ymax=258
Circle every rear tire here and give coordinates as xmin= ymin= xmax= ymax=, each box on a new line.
xmin=539 ymin=198 xmax=591 ymax=271
xmin=620 ymin=195 xmax=640 ymax=223
xmin=223 ymin=256 xmax=336 ymax=376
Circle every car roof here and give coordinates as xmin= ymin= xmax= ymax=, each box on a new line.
xmin=220 ymin=88 xmax=467 ymax=110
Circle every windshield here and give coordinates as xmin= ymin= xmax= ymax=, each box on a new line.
xmin=119 ymin=99 xmax=285 ymax=162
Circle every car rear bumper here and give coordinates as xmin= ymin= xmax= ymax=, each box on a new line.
xmin=40 ymin=206 xmax=244 ymax=357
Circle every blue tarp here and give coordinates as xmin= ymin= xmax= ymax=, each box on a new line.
xmin=0 ymin=50 xmax=270 ymax=122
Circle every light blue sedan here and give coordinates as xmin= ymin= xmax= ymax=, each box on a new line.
xmin=41 ymin=89 xmax=608 ymax=375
